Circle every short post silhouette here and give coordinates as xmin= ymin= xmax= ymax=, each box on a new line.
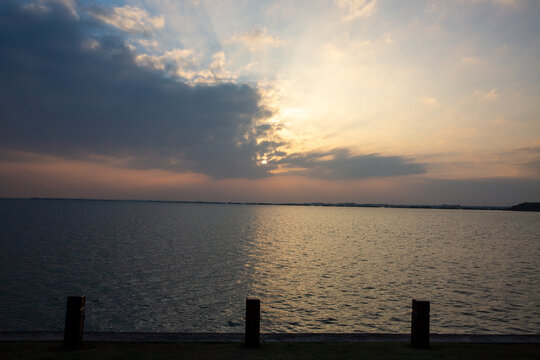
xmin=411 ymin=299 xmax=430 ymax=348
xmin=245 ymin=298 xmax=260 ymax=347
xmin=64 ymin=296 xmax=85 ymax=349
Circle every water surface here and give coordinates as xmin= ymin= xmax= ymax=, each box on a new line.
xmin=0 ymin=199 xmax=538 ymax=333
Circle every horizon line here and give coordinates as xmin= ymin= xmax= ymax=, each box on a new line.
xmin=1 ymin=197 xmax=531 ymax=211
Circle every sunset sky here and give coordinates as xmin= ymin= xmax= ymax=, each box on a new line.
xmin=1 ymin=0 xmax=539 ymax=205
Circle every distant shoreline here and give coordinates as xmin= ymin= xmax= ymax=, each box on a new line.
xmin=3 ymin=197 xmax=539 ymax=211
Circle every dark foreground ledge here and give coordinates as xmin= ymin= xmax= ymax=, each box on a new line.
xmin=1 ymin=332 xmax=538 ymax=344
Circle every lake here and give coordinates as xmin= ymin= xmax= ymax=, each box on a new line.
xmin=0 ymin=199 xmax=539 ymax=334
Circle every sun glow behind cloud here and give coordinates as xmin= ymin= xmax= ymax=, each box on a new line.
xmin=0 ymin=0 xmax=539 ymax=204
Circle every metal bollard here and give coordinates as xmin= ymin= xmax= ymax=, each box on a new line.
xmin=411 ymin=299 xmax=430 ymax=348
xmin=245 ymin=298 xmax=260 ymax=347
xmin=64 ymin=296 xmax=85 ymax=349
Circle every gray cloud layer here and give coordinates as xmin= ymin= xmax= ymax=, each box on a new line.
xmin=278 ymin=148 xmax=425 ymax=180
xmin=0 ymin=0 xmax=425 ymax=180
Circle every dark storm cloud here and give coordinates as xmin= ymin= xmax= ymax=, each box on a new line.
xmin=0 ymin=0 xmax=425 ymax=180
xmin=276 ymin=148 xmax=425 ymax=179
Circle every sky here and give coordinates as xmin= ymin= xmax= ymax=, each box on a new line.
xmin=0 ymin=0 xmax=539 ymax=205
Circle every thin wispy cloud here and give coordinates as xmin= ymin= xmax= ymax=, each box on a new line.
xmin=227 ymin=28 xmax=286 ymax=51
xmin=493 ymin=0 xmax=520 ymax=7
xmin=88 ymin=5 xmax=164 ymax=35
xmin=334 ymin=0 xmax=378 ymax=21
xmin=467 ymin=0 xmax=520 ymax=8
xmin=474 ymin=88 xmax=499 ymax=100
xmin=420 ymin=96 xmax=440 ymax=106
xmin=461 ymin=56 xmax=484 ymax=66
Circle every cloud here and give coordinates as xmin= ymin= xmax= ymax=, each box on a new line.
xmin=0 ymin=0 xmax=425 ymax=182
xmin=227 ymin=28 xmax=286 ymax=51
xmin=1 ymin=155 xmax=535 ymax=205
xmin=412 ymin=177 xmax=539 ymax=205
xmin=275 ymin=148 xmax=426 ymax=180
xmin=0 ymin=0 xmax=278 ymax=179
xmin=474 ymin=88 xmax=498 ymax=100
xmin=420 ymin=96 xmax=439 ymax=105
xmin=468 ymin=0 xmax=520 ymax=8
xmin=134 ymin=48 xmax=200 ymax=79
xmin=383 ymin=33 xmax=395 ymax=44
xmin=135 ymin=49 xmax=236 ymax=84
xmin=501 ymin=146 xmax=540 ymax=176
xmin=335 ymin=0 xmax=378 ymax=21
xmin=493 ymin=0 xmax=520 ymax=7
xmin=22 ymin=0 xmax=78 ymax=18
xmin=460 ymin=56 xmax=484 ymax=66
xmin=207 ymin=51 xmax=237 ymax=82
xmin=87 ymin=4 xmax=165 ymax=35
xmin=138 ymin=38 xmax=159 ymax=49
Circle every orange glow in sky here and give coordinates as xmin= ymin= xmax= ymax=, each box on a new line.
xmin=0 ymin=0 xmax=539 ymax=205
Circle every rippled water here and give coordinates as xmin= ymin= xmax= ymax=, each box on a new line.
xmin=0 ymin=199 xmax=539 ymax=334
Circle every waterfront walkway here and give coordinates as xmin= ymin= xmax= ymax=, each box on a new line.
xmin=1 ymin=331 xmax=539 ymax=343
xmin=1 ymin=340 xmax=539 ymax=360
xmin=2 ymin=332 xmax=539 ymax=360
